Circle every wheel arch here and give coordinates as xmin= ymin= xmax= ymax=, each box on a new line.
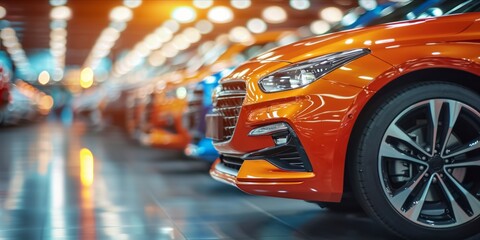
xmin=342 ymin=66 xmax=480 ymax=195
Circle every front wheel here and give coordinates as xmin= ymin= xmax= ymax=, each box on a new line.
xmin=351 ymin=82 xmax=480 ymax=240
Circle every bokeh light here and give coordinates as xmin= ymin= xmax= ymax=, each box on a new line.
xmin=230 ymin=0 xmax=251 ymax=9
xmin=321 ymin=7 xmax=343 ymax=23
xmin=262 ymin=6 xmax=287 ymax=24
xmin=229 ymin=26 xmax=253 ymax=43
xmin=183 ymin=27 xmax=202 ymax=43
xmin=49 ymin=0 xmax=67 ymax=6
xmin=310 ymin=20 xmax=331 ymax=34
xmin=172 ymin=6 xmax=196 ymax=23
xmin=193 ymin=0 xmax=213 ymax=9
xmin=109 ymin=6 xmax=133 ymax=22
xmin=124 ymin=0 xmax=142 ymax=8
xmin=0 ymin=6 xmax=6 ymax=19
xmin=359 ymin=0 xmax=377 ymax=11
xmin=289 ymin=0 xmax=310 ymax=10
xmin=80 ymin=148 xmax=94 ymax=186
xmin=208 ymin=6 xmax=234 ymax=23
xmin=80 ymin=67 xmax=94 ymax=88
xmin=38 ymin=71 xmax=51 ymax=85
xmin=247 ymin=18 xmax=267 ymax=34
xmin=195 ymin=20 xmax=214 ymax=34
xmin=50 ymin=6 xmax=72 ymax=20
xmin=163 ymin=19 xmax=180 ymax=33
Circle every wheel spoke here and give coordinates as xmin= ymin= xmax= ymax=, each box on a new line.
xmin=428 ymin=100 xmax=443 ymax=155
xmin=389 ymin=170 xmax=428 ymax=211
xmin=380 ymin=142 xmax=428 ymax=166
xmin=443 ymin=137 xmax=480 ymax=159
xmin=403 ymin=174 xmax=435 ymax=222
xmin=385 ymin=124 xmax=430 ymax=157
xmin=437 ymin=175 xmax=476 ymax=224
xmin=444 ymin=172 xmax=480 ymax=217
xmin=446 ymin=157 xmax=480 ymax=168
xmin=439 ymin=100 xmax=462 ymax=157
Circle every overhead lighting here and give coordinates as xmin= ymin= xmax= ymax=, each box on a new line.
xmin=230 ymin=0 xmax=251 ymax=9
xmin=38 ymin=71 xmax=51 ymax=85
xmin=247 ymin=18 xmax=267 ymax=34
xmin=50 ymin=19 xmax=67 ymax=29
xmin=50 ymin=28 xmax=67 ymax=39
xmin=195 ymin=20 xmax=214 ymax=34
xmin=208 ymin=6 xmax=234 ymax=23
xmin=50 ymin=6 xmax=72 ymax=20
xmin=1 ymin=27 xmax=35 ymax=81
xmin=163 ymin=19 xmax=180 ymax=33
xmin=85 ymin=6 xmax=132 ymax=71
xmin=133 ymin=42 xmax=150 ymax=57
xmin=321 ymin=7 xmax=343 ymax=23
xmin=182 ymin=27 xmax=201 ymax=43
xmin=109 ymin=6 xmax=133 ymax=22
xmin=262 ymin=6 xmax=287 ymax=24
xmin=359 ymin=0 xmax=377 ymax=11
xmin=289 ymin=0 xmax=310 ymax=10
xmin=172 ymin=6 xmax=196 ymax=23
xmin=154 ymin=27 xmax=174 ymax=42
xmin=144 ymin=33 xmax=162 ymax=50
xmin=310 ymin=20 xmax=331 ymax=34
xmin=229 ymin=26 xmax=252 ymax=43
xmin=148 ymin=51 xmax=166 ymax=67
xmin=161 ymin=43 xmax=179 ymax=58
xmin=110 ymin=21 xmax=127 ymax=31
xmin=101 ymin=27 xmax=121 ymax=42
xmin=49 ymin=0 xmax=67 ymax=6
xmin=0 ymin=6 xmax=6 ymax=19
xmin=341 ymin=11 xmax=358 ymax=26
xmin=123 ymin=0 xmax=142 ymax=8
xmin=172 ymin=34 xmax=190 ymax=50
xmin=49 ymin=4 xmax=70 ymax=80
xmin=193 ymin=0 xmax=213 ymax=9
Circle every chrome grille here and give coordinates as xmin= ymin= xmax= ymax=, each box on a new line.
xmin=212 ymin=80 xmax=246 ymax=141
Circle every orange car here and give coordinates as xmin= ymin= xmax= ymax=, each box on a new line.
xmin=206 ymin=13 xmax=480 ymax=239
xmin=125 ymin=84 xmax=153 ymax=138
xmin=141 ymin=31 xmax=297 ymax=149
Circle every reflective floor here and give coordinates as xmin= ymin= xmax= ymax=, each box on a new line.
xmin=0 ymin=121 xmax=472 ymax=240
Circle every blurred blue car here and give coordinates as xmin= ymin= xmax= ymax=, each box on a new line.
xmin=183 ymin=67 xmax=234 ymax=162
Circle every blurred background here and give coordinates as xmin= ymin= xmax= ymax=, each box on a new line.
xmin=0 ymin=0 xmax=466 ymax=127
xmin=0 ymin=0 xmax=479 ymax=239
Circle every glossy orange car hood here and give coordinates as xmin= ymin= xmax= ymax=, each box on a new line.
xmin=252 ymin=13 xmax=479 ymax=64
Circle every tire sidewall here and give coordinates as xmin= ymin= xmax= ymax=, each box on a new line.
xmin=355 ymin=82 xmax=480 ymax=240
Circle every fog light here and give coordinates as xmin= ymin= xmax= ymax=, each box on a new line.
xmin=273 ymin=135 xmax=289 ymax=145
xmin=248 ymin=122 xmax=289 ymax=136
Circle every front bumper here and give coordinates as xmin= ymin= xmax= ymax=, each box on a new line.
xmin=208 ymin=76 xmax=365 ymax=202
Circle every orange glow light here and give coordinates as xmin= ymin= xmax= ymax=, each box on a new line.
xmin=80 ymin=148 xmax=94 ymax=186
xmin=80 ymin=67 xmax=94 ymax=89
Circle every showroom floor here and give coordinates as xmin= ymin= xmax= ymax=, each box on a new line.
xmin=0 ymin=121 xmax=406 ymax=239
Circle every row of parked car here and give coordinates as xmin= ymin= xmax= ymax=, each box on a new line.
xmin=0 ymin=68 xmax=53 ymax=126
xmin=74 ymin=1 xmax=480 ymax=239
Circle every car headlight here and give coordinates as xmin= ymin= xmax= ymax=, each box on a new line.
xmin=259 ymin=48 xmax=370 ymax=93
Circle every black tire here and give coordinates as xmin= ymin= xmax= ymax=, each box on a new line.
xmin=350 ymin=82 xmax=480 ymax=240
